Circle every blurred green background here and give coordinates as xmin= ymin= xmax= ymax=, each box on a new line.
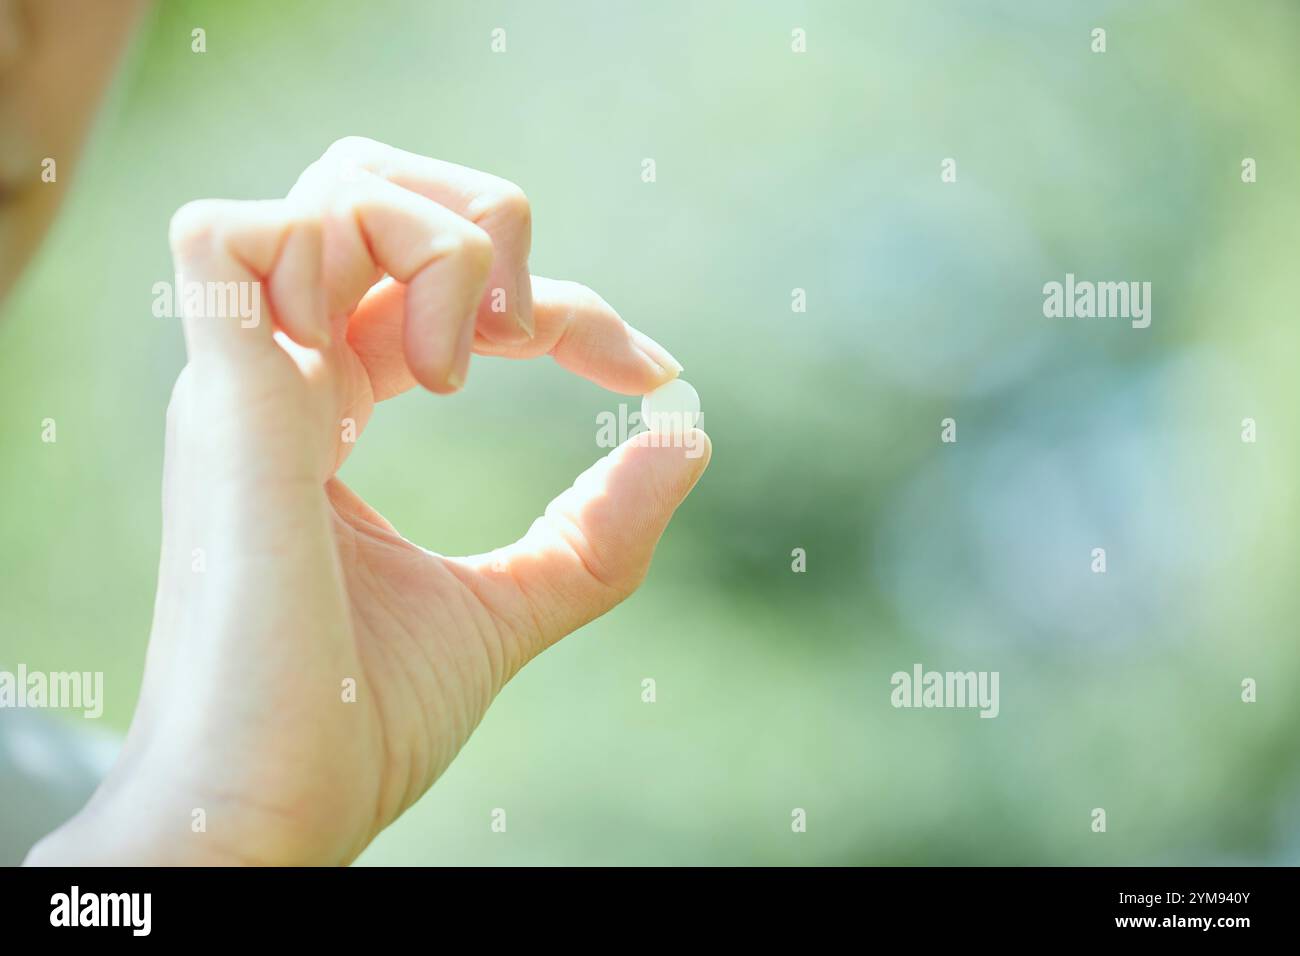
xmin=3 ymin=0 xmax=1299 ymax=864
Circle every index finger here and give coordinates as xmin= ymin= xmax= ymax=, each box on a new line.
xmin=305 ymin=137 xmax=535 ymax=347
xmin=346 ymin=275 xmax=683 ymax=402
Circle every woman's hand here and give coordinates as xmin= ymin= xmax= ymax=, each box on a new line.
xmin=27 ymin=137 xmax=710 ymax=865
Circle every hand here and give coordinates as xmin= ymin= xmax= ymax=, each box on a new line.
xmin=27 ymin=137 xmax=710 ymax=866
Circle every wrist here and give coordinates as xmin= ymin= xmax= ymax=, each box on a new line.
xmin=24 ymin=783 xmax=247 ymax=867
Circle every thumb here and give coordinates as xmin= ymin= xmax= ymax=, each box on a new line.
xmin=456 ymin=428 xmax=712 ymax=658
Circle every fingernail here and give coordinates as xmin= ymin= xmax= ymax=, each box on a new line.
xmin=514 ymin=263 xmax=535 ymax=339
xmin=628 ymin=326 xmax=683 ymax=376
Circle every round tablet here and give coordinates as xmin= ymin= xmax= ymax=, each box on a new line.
xmin=641 ymin=378 xmax=701 ymax=432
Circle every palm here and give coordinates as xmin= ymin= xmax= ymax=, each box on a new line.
xmin=328 ymin=486 xmax=518 ymax=841
xmin=121 ymin=343 xmax=515 ymax=864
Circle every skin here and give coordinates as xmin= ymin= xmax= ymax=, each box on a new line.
xmin=8 ymin=6 xmax=710 ymax=865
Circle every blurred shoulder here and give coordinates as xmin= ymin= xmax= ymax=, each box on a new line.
xmin=0 ymin=711 xmax=117 ymax=864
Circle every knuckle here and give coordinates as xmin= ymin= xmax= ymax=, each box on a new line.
xmin=486 ymin=182 xmax=532 ymax=233
xmin=566 ymin=280 xmax=614 ymax=318
xmin=168 ymin=200 xmax=221 ymax=259
xmin=449 ymin=223 xmax=494 ymax=275
xmin=317 ymin=138 xmax=380 ymax=191
xmin=291 ymin=157 xmax=335 ymax=195
xmin=284 ymin=213 xmax=323 ymax=247
xmin=322 ymin=135 xmax=377 ymax=162
xmin=466 ymin=180 xmax=532 ymax=243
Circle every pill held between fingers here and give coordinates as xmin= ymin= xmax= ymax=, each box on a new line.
xmin=641 ymin=378 xmax=701 ymax=432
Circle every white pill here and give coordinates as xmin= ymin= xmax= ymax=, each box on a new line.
xmin=641 ymin=378 xmax=701 ymax=432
